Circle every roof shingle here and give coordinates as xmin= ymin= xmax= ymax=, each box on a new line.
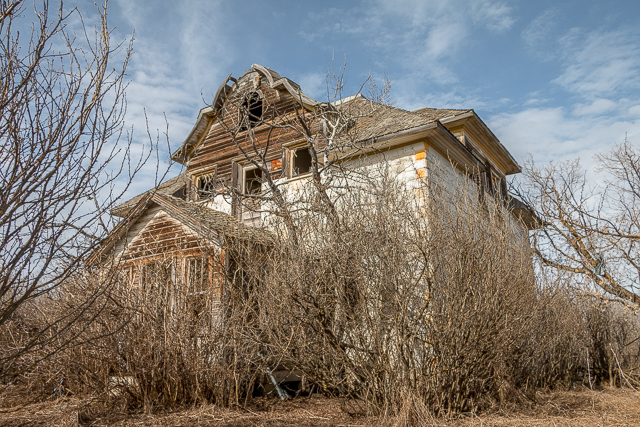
xmin=412 ymin=107 xmax=471 ymax=121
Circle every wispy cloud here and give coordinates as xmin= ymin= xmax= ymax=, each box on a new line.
xmin=554 ymin=27 xmax=640 ymax=97
xmin=108 ymin=0 xmax=233 ymax=200
xmin=521 ymin=7 xmax=559 ymax=60
xmin=300 ymin=0 xmax=516 ymax=87
xmin=470 ymin=0 xmax=515 ymax=32
xmin=573 ymin=99 xmax=618 ymax=117
xmin=293 ymin=72 xmax=328 ymax=101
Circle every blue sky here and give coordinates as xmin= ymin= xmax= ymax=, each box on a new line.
xmin=71 ymin=0 xmax=640 ymax=198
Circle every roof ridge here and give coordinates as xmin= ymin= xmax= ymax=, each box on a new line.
xmin=111 ymin=173 xmax=186 ymax=218
xmin=411 ymin=107 xmax=473 ymax=121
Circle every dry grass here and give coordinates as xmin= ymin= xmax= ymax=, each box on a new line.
xmin=1 ymin=388 xmax=638 ymax=426
xmin=448 ymin=387 xmax=640 ymax=427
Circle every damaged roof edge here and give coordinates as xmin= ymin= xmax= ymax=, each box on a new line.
xmin=111 ymin=174 xmax=187 ymax=218
xmin=170 ymin=106 xmax=215 ymax=163
xmin=172 ymin=64 xmax=323 ymax=164
xmin=88 ymin=192 xmax=272 ymax=265
xmin=86 ymin=192 xmax=155 ymax=265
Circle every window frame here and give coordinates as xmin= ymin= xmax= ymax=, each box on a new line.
xmin=243 ymin=165 xmax=264 ymax=196
xmin=283 ymin=143 xmax=323 ymax=179
xmin=186 ymin=255 xmax=211 ymax=296
xmin=194 ymin=167 xmax=218 ymax=200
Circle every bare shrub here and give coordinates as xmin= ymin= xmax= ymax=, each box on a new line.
xmin=227 ymin=161 xmax=639 ymax=415
xmin=0 ymin=0 xmax=161 ymax=381
xmin=6 ymin=161 xmax=640 ymax=416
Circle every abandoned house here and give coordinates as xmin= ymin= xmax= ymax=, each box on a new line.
xmin=88 ymin=64 xmax=534 ymax=323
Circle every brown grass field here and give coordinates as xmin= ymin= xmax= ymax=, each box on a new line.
xmin=0 ymin=387 xmax=639 ymax=426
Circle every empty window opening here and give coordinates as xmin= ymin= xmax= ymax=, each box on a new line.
xmin=244 ymin=168 xmax=263 ymax=194
xmin=196 ymin=173 xmax=216 ymax=198
xmin=292 ymin=147 xmax=312 ymax=176
xmin=242 ymin=92 xmax=262 ymax=128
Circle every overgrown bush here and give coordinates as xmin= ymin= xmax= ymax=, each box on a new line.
xmin=2 ymin=162 xmax=639 ymax=416
xmin=228 ymin=163 xmax=640 ymax=415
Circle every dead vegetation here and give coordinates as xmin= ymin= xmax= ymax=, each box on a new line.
xmin=2 ymin=3 xmax=640 ymax=421
xmin=0 ymin=387 xmax=639 ymax=426
xmin=3 ymin=162 xmax=639 ymax=424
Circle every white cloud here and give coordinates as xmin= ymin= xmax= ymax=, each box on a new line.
xmin=104 ymin=0 xmax=234 ymax=204
xmin=300 ymin=0 xmax=516 ymax=86
xmin=470 ymin=0 xmax=515 ymax=32
xmin=423 ymin=21 xmax=468 ymax=60
xmin=523 ymin=98 xmax=549 ymax=106
xmin=490 ymin=106 xmax=640 ymax=173
xmin=573 ymin=99 xmax=618 ymax=116
xmin=293 ymin=72 xmax=328 ymax=101
xmin=554 ymin=27 xmax=640 ymax=97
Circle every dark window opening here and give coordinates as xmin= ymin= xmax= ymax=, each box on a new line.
xmin=197 ymin=173 xmax=216 ymax=199
xmin=245 ymin=168 xmax=263 ymax=194
xmin=242 ymin=92 xmax=262 ymax=128
xmin=187 ymin=256 xmax=210 ymax=317
xmin=292 ymin=147 xmax=312 ymax=176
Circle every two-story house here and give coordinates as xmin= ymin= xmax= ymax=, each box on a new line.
xmin=88 ymin=64 xmax=533 ymax=309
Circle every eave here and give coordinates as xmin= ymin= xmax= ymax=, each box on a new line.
xmin=440 ymin=111 xmax=521 ymax=175
xmin=331 ymin=120 xmax=482 ymax=173
xmin=87 ymin=192 xmax=271 ymax=265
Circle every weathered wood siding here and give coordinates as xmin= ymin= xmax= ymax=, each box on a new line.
xmin=114 ymin=203 xmax=206 ymax=263
xmin=186 ymin=73 xmax=310 ymax=195
xmin=111 ymin=203 xmax=225 ymax=323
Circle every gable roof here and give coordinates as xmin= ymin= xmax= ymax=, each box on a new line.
xmin=87 ymin=192 xmax=271 ymax=264
xmin=158 ymin=194 xmax=270 ymax=245
xmin=171 ymin=64 xmax=323 ymax=164
xmin=110 ymin=174 xmax=186 ymax=218
xmin=170 ymin=65 xmax=521 ymax=175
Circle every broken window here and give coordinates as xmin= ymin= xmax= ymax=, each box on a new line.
xmin=141 ymin=260 xmax=175 ymax=289
xmin=196 ymin=171 xmax=217 ymax=199
xmin=139 ymin=259 xmax=178 ymax=316
xmin=242 ymin=92 xmax=262 ymax=128
xmin=187 ymin=256 xmax=212 ymax=318
xmin=244 ymin=167 xmax=263 ymax=195
xmin=291 ymin=146 xmax=312 ymax=176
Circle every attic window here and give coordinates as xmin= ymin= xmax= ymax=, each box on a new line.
xmin=291 ymin=147 xmax=312 ymax=176
xmin=242 ymin=92 xmax=262 ymax=128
